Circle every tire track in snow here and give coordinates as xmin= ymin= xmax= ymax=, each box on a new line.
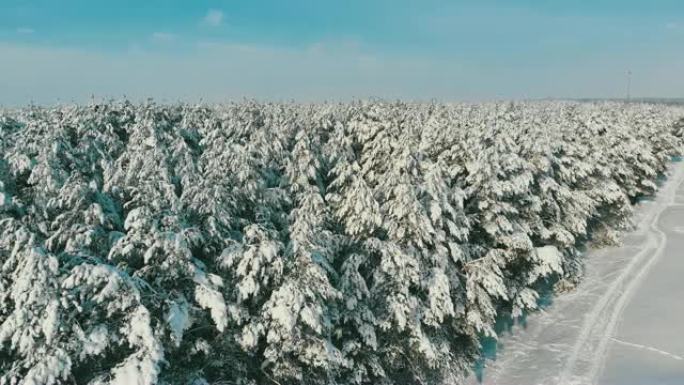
xmin=556 ymin=233 xmax=658 ymax=384
xmin=609 ymin=337 xmax=684 ymax=361
xmin=558 ymin=163 xmax=684 ymax=385
xmin=466 ymin=162 xmax=684 ymax=385
xmin=587 ymin=215 xmax=672 ymax=383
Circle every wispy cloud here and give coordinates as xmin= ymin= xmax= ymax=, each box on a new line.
xmin=202 ymin=9 xmax=224 ymax=27
xmin=665 ymin=22 xmax=679 ymax=30
xmin=16 ymin=27 xmax=35 ymax=35
xmin=0 ymin=40 xmax=456 ymax=105
xmin=2 ymin=36 xmax=684 ymax=106
xmin=150 ymin=32 xmax=176 ymax=43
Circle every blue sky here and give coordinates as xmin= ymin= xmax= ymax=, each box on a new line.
xmin=1 ymin=0 xmax=683 ymax=104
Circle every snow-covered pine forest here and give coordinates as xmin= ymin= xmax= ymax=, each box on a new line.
xmin=0 ymin=101 xmax=682 ymax=385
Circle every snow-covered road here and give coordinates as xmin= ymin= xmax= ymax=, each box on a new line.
xmin=467 ymin=161 xmax=684 ymax=385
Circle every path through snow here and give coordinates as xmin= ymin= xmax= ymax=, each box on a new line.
xmin=467 ymin=161 xmax=684 ymax=385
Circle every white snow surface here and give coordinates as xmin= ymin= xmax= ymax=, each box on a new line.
xmin=468 ymin=162 xmax=684 ymax=385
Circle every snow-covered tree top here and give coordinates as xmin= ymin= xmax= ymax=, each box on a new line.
xmin=1 ymin=100 xmax=682 ymax=385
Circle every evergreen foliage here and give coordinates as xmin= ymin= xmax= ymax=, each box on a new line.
xmin=1 ymin=101 xmax=682 ymax=385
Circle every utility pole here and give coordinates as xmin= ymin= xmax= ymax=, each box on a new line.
xmin=626 ymin=70 xmax=632 ymax=102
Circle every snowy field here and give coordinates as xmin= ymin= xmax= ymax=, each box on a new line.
xmin=1 ymin=101 xmax=683 ymax=385
xmin=468 ymin=160 xmax=684 ymax=385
